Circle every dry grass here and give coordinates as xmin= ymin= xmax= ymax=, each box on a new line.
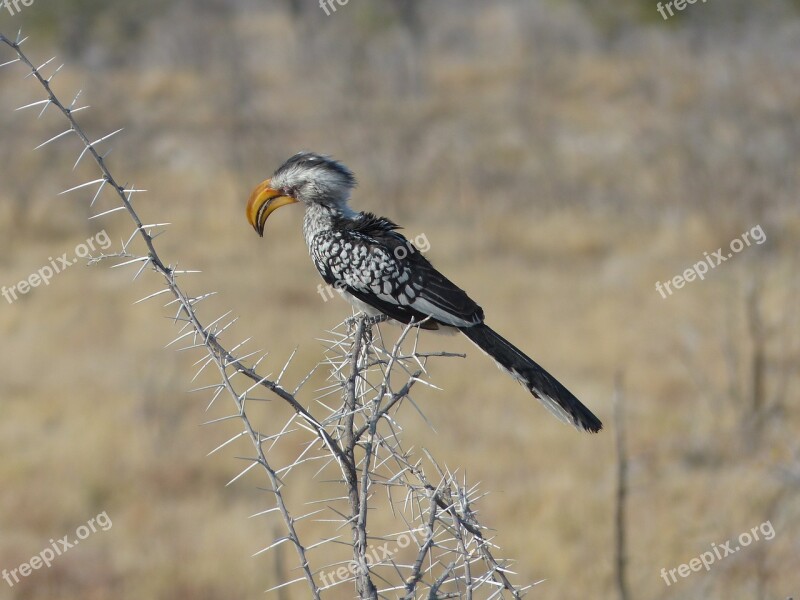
xmin=1 ymin=2 xmax=798 ymax=598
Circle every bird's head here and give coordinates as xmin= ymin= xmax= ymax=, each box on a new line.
xmin=246 ymin=152 xmax=356 ymax=236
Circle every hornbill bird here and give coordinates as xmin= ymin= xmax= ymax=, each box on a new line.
xmin=246 ymin=152 xmax=602 ymax=432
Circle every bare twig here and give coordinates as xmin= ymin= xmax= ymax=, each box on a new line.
xmin=612 ymin=373 xmax=630 ymax=600
xmin=1 ymin=32 xmax=531 ymax=598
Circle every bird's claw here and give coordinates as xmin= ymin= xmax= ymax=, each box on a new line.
xmin=345 ymin=313 xmax=388 ymax=331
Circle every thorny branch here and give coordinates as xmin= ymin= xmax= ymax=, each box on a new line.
xmin=1 ymin=32 xmax=532 ymax=598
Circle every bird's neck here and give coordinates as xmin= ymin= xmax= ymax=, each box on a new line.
xmin=302 ymin=201 xmax=358 ymax=247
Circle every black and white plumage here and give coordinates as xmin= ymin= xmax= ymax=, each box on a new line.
xmin=246 ymin=152 xmax=602 ymax=432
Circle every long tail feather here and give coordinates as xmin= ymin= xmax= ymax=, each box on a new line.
xmin=461 ymin=323 xmax=602 ymax=432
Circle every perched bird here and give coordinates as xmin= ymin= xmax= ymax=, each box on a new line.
xmin=246 ymin=152 xmax=602 ymax=432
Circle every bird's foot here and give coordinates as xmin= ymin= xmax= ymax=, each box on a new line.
xmin=364 ymin=314 xmax=389 ymax=327
xmin=345 ymin=314 xmax=388 ymax=349
xmin=345 ymin=313 xmax=388 ymax=331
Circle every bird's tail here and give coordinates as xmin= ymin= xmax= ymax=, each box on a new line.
xmin=460 ymin=323 xmax=602 ymax=432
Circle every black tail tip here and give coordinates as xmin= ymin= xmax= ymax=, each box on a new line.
xmin=578 ymin=415 xmax=603 ymax=433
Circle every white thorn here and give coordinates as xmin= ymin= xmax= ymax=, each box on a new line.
xmin=15 ymin=99 xmax=50 ymax=113
xmin=58 ymin=178 xmax=106 ymax=195
xmin=47 ymin=63 xmax=65 ymax=82
xmin=207 ymin=431 xmax=246 ymax=457
xmin=89 ymin=206 xmax=127 ymax=220
xmin=34 ymin=129 xmax=73 ymax=150
xmin=37 ymin=100 xmax=52 ymax=119
xmin=226 ymin=461 xmax=259 ymax=487
xmin=69 ymin=89 xmax=82 ymax=108
xmin=110 ymin=256 xmax=149 ymax=269
xmin=133 ymin=288 xmax=172 ymax=305
xmin=89 ymin=180 xmax=107 ymax=208
xmin=37 ymin=55 xmax=56 ymax=70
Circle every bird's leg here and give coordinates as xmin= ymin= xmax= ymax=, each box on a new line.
xmin=364 ymin=314 xmax=389 ymax=327
xmin=345 ymin=312 xmax=388 ymax=332
xmin=360 ymin=314 xmax=389 ymax=347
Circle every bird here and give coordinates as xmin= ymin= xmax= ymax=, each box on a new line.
xmin=246 ymin=152 xmax=602 ymax=433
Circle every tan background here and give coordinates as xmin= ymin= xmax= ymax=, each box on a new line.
xmin=0 ymin=1 xmax=798 ymax=598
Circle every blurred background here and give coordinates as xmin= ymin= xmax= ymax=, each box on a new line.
xmin=1 ymin=0 xmax=798 ymax=598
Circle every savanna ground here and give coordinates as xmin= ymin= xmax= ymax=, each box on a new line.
xmin=0 ymin=1 xmax=798 ymax=598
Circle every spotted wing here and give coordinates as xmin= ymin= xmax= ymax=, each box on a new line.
xmin=310 ymin=213 xmax=484 ymax=328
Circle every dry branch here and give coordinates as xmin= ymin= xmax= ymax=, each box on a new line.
xmin=1 ymin=31 xmax=531 ymax=598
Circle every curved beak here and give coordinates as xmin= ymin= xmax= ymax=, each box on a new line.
xmin=246 ymin=178 xmax=299 ymax=237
